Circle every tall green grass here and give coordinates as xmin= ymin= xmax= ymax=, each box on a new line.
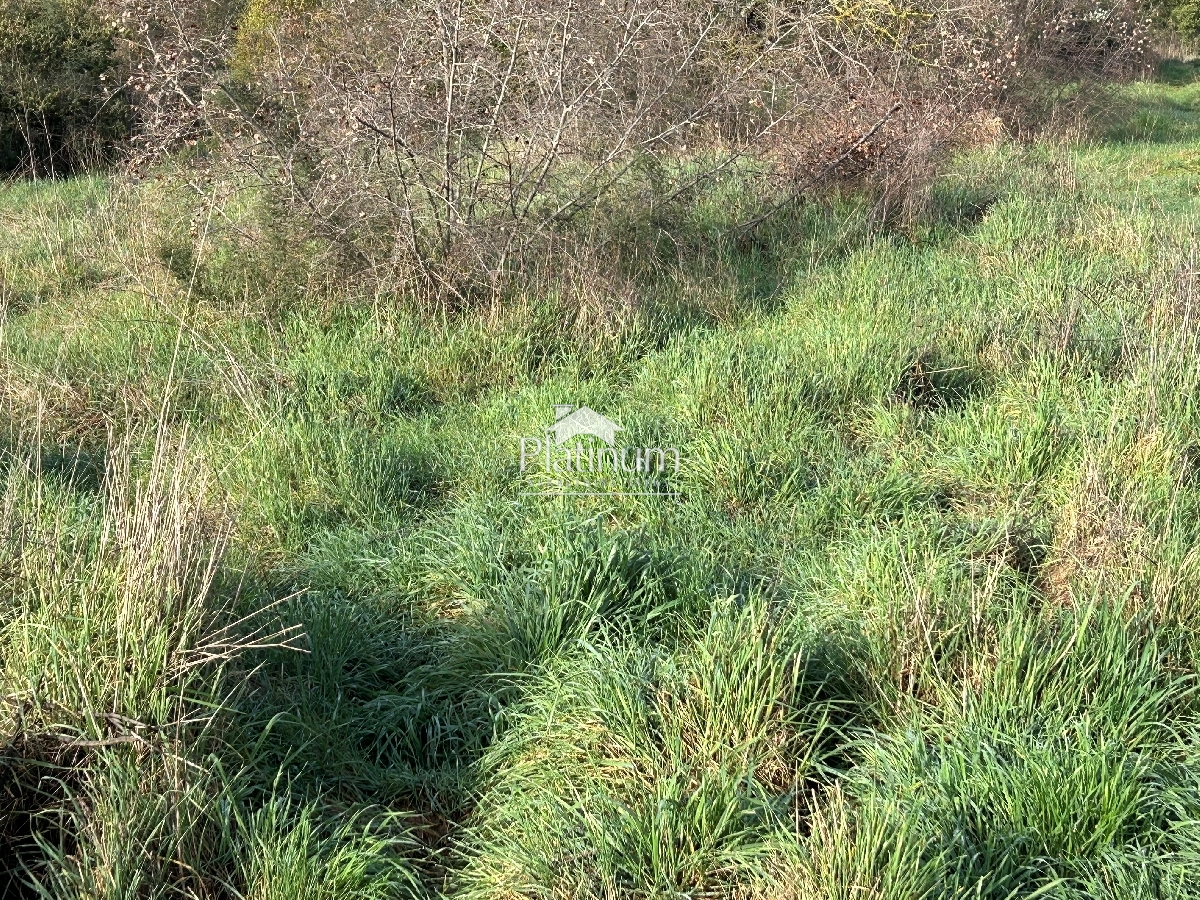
xmin=2 ymin=72 xmax=1200 ymax=898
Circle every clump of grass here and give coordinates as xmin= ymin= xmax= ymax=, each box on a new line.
xmin=0 ymin=423 xmax=392 ymax=896
xmin=235 ymin=794 xmax=424 ymax=900
xmin=0 ymin=427 xmax=222 ymax=888
xmin=791 ymin=599 xmax=1200 ymax=898
xmin=455 ymin=595 xmax=856 ymax=899
xmin=0 ymin=437 xmax=225 ymax=730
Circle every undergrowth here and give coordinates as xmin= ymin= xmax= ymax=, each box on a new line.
xmin=1 ymin=70 xmax=1200 ymax=898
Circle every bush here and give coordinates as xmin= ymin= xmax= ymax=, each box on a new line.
xmin=0 ymin=0 xmax=127 ymax=176
xmin=119 ymin=0 xmax=1151 ymax=301
xmin=1157 ymin=0 xmax=1200 ymax=37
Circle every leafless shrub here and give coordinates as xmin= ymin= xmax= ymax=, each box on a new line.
xmin=1001 ymin=0 xmax=1153 ymax=137
xmin=108 ymin=0 xmax=1152 ymax=302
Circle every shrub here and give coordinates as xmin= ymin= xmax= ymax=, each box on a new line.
xmin=1157 ymin=0 xmax=1200 ymax=37
xmin=118 ymin=0 xmax=1151 ymax=301
xmin=0 ymin=0 xmax=128 ymax=176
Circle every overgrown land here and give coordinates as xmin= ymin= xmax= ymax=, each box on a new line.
xmin=4 ymin=0 xmax=1200 ymax=896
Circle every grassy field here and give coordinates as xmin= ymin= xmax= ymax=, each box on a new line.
xmin=3 ymin=69 xmax=1200 ymax=898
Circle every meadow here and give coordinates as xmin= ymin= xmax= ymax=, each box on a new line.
xmin=2 ymin=66 xmax=1200 ymax=898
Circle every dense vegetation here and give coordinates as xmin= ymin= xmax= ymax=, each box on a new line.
xmin=0 ymin=0 xmax=127 ymax=176
xmin=115 ymin=0 xmax=1155 ymax=298
xmin=2 ymin=0 xmax=1200 ymax=893
xmin=1 ymin=54 xmax=1200 ymax=896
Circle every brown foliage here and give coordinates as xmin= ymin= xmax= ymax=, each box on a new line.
xmin=109 ymin=0 xmax=1152 ymax=301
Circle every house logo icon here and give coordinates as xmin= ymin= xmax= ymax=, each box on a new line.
xmin=548 ymin=404 xmax=623 ymax=446
xmin=517 ymin=403 xmax=681 ymax=497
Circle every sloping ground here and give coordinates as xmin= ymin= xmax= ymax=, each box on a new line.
xmin=2 ymin=73 xmax=1200 ymax=898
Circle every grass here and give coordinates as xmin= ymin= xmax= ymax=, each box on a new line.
xmin=2 ymin=67 xmax=1200 ymax=898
